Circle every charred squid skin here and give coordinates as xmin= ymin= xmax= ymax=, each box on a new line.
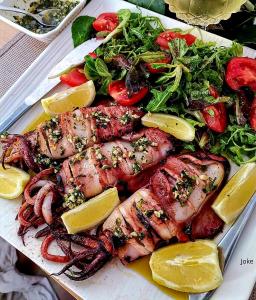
xmin=1 ymin=134 xmax=40 ymax=172
xmin=190 ymin=200 xmax=224 ymax=240
xmin=0 ymin=106 xmax=144 ymax=166
xmin=38 ymin=153 xmax=228 ymax=281
xmin=20 ymin=168 xmax=60 ymax=227
xmin=17 ymin=145 xmax=228 ymax=281
xmin=50 ymin=230 xmax=114 ymax=281
xmin=60 ymin=128 xmax=174 ymax=199
xmin=61 ymin=251 xmax=112 ymax=281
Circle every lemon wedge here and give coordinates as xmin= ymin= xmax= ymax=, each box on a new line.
xmin=61 ymin=187 xmax=120 ymax=234
xmin=212 ymin=163 xmax=256 ymax=224
xmin=142 ymin=113 xmax=195 ymax=141
xmin=0 ymin=165 xmax=30 ymax=199
xmin=41 ymin=80 xmax=96 ymax=115
xmin=150 ymin=240 xmax=223 ymax=293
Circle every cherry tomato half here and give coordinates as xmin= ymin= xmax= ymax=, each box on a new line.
xmin=226 ymin=57 xmax=256 ymax=92
xmin=108 ymin=80 xmax=149 ymax=106
xmin=202 ymin=103 xmax=227 ymax=133
xmin=93 ymin=13 xmax=119 ymax=32
xmin=60 ymin=68 xmax=87 ymax=87
xmin=156 ymin=30 xmax=196 ymax=50
xmin=146 ymin=56 xmax=172 ymax=74
xmin=250 ymin=97 xmax=256 ymax=131
xmin=89 ymin=52 xmax=97 ymax=59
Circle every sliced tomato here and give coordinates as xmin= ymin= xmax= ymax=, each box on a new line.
xmin=156 ymin=30 xmax=196 ymax=50
xmin=209 ymin=85 xmax=219 ymax=98
xmin=146 ymin=56 xmax=171 ymax=74
xmin=108 ymin=80 xmax=148 ymax=106
xmin=250 ymin=97 xmax=256 ymax=131
xmin=93 ymin=13 xmax=118 ymax=32
xmin=60 ymin=68 xmax=87 ymax=87
xmin=202 ymin=103 xmax=227 ymax=133
xmin=226 ymin=57 xmax=256 ymax=92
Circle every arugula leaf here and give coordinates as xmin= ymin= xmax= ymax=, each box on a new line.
xmin=182 ymin=143 xmax=196 ymax=152
xmin=136 ymin=51 xmax=166 ymax=63
xmin=168 ymin=38 xmax=189 ymax=60
xmin=146 ymin=65 xmax=182 ymax=112
xmin=210 ymin=124 xmax=256 ymax=164
xmin=127 ymin=0 xmax=165 ymax=14
xmin=71 ymin=16 xmax=95 ymax=48
xmin=180 ymin=115 xmax=205 ymax=128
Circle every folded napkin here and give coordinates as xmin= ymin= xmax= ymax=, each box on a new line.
xmin=0 ymin=237 xmax=57 ymax=300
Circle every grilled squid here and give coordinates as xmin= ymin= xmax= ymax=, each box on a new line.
xmin=48 ymin=152 xmax=228 ymax=280
xmin=0 ymin=105 xmax=144 ymax=170
xmin=19 ymin=128 xmax=175 ymax=228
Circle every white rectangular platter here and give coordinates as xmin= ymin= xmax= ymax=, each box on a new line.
xmin=0 ymin=1 xmax=255 ymax=300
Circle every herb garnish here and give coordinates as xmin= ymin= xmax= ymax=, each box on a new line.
xmin=173 ymin=171 xmax=196 ymax=206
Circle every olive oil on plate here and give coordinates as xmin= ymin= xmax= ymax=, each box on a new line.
xmin=23 ymin=112 xmax=50 ymax=133
xmin=129 ymin=256 xmax=188 ymax=300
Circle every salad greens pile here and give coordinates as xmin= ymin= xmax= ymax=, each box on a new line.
xmin=71 ymin=9 xmax=256 ymax=165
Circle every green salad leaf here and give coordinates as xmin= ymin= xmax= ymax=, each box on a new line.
xmin=127 ymin=0 xmax=165 ymax=14
xmin=95 ymin=59 xmax=111 ymax=77
xmin=70 ymin=9 xmax=252 ymax=166
xmin=71 ymin=16 xmax=95 ymax=48
xmin=210 ymin=124 xmax=256 ymax=165
xmin=146 ymin=65 xmax=182 ymax=112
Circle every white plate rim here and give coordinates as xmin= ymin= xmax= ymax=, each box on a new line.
xmin=0 ymin=1 xmax=255 ymax=300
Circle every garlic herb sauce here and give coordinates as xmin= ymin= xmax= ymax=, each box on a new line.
xmin=14 ymin=0 xmax=79 ymax=34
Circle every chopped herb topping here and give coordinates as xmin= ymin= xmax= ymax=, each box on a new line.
xmin=128 ymin=151 xmax=135 ymax=159
xmin=92 ymin=111 xmax=110 ymax=128
xmin=120 ymin=112 xmax=132 ymax=125
xmin=101 ymin=164 xmax=111 ymax=170
xmin=113 ymin=218 xmax=125 ymax=238
xmin=69 ymin=151 xmax=87 ymax=165
xmin=73 ymin=136 xmax=87 ymax=152
xmin=111 ymin=146 xmax=123 ymax=168
xmin=94 ymin=147 xmax=106 ymax=161
xmin=129 ymin=231 xmax=145 ymax=240
xmin=132 ymin=137 xmax=157 ymax=152
xmin=153 ymin=209 xmax=167 ymax=220
xmin=136 ymin=198 xmax=144 ymax=210
xmin=44 ymin=116 xmax=59 ymax=129
xmin=172 ymin=170 xmax=196 ymax=206
xmin=14 ymin=0 xmax=79 ymax=34
xmin=132 ymin=162 xmax=142 ymax=174
xmin=49 ymin=129 xmax=62 ymax=143
xmin=203 ymin=177 xmax=217 ymax=193
xmin=120 ymin=112 xmax=141 ymax=125
xmin=63 ymin=186 xmax=86 ymax=209
xmin=60 ymin=146 xmax=65 ymax=156
xmin=144 ymin=210 xmax=154 ymax=218
xmin=34 ymin=153 xmax=61 ymax=172
xmin=43 ymin=117 xmax=62 ymax=144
